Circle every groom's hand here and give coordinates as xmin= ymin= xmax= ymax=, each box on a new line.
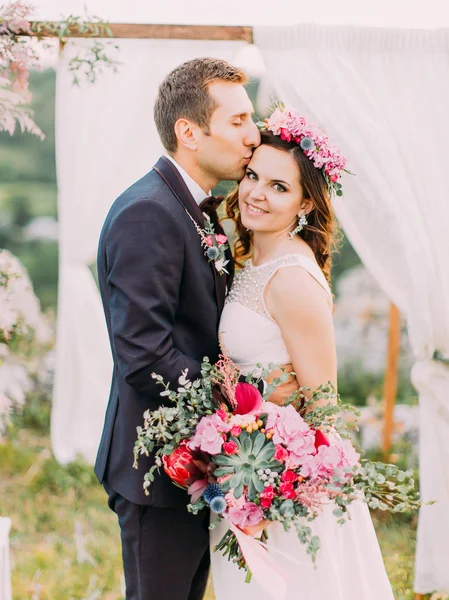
xmin=265 ymin=363 xmax=299 ymax=406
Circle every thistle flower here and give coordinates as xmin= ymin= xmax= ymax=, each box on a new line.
xmin=300 ymin=137 xmax=314 ymax=151
xmin=210 ymin=496 xmax=227 ymax=514
xmin=203 ymin=483 xmax=224 ymax=504
xmin=206 ymin=246 xmax=220 ymax=261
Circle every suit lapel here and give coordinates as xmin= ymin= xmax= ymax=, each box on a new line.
xmin=154 ymin=156 xmax=205 ymax=227
xmin=153 ymin=156 xmax=226 ymax=314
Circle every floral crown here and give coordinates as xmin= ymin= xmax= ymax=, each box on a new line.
xmin=257 ymin=104 xmax=348 ymax=197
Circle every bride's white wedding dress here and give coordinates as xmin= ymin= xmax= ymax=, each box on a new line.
xmin=211 ymin=253 xmax=394 ymax=600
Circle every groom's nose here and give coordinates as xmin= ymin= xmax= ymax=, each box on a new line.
xmin=244 ymin=120 xmax=261 ymax=148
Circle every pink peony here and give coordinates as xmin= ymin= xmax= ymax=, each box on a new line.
xmin=226 ymin=501 xmax=264 ymax=528
xmin=188 ymin=414 xmax=232 ymax=455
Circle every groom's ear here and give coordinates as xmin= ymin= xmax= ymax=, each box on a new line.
xmin=174 ymin=118 xmax=199 ymax=151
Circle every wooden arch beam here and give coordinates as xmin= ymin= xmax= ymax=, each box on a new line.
xmin=25 ymin=22 xmax=254 ymax=43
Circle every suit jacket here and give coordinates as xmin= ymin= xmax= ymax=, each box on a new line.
xmin=94 ymin=156 xmax=232 ymax=507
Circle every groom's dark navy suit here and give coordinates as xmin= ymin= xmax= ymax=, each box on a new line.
xmin=95 ymin=156 xmax=232 ymax=600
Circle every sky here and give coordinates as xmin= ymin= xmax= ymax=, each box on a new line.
xmin=32 ymin=0 xmax=449 ymax=29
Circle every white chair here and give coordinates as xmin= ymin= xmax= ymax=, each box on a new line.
xmin=0 ymin=518 xmax=12 ymax=600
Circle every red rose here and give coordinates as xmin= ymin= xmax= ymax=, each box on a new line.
xmin=279 ymin=482 xmax=296 ymax=500
xmin=274 ymin=445 xmax=289 ymax=462
xmin=162 ymin=441 xmax=198 ymax=488
xmin=223 ymin=441 xmax=239 ymax=455
xmin=281 ymin=470 xmax=297 ymax=484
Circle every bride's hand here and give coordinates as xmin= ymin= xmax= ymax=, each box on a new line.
xmin=241 ymin=519 xmax=271 ymax=537
xmin=265 ymin=363 xmax=299 ymax=406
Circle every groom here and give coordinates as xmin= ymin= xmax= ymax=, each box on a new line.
xmin=95 ymin=58 xmax=261 ymax=600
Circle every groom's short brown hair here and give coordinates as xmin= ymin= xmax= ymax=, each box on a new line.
xmin=154 ymin=58 xmax=247 ymax=152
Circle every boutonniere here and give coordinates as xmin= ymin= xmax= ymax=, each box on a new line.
xmin=185 ymin=211 xmax=230 ymax=275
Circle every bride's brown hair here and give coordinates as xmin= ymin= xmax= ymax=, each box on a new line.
xmin=225 ymin=131 xmax=339 ymax=283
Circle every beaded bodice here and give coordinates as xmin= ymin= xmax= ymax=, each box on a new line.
xmin=219 ymin=253 xmax=332 ymax=375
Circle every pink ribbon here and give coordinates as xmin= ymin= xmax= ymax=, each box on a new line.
xmin=230 ymin=525 xmax=289 ymax=600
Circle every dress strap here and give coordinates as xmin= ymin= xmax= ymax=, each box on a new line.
xmin=226 ymin=253 xmax=332 ymax=323
xmin=264 ymin=254 xmax=332 ymax=302
xmin=256 ymin=254 xmax=333 ymax=320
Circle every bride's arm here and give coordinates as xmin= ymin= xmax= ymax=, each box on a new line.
xmin=242 ymin=267 xmax=336 ymax=536
xmin=266 ymin=266 xmax=337 ymax=409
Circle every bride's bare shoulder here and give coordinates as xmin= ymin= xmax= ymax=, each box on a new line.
xmin=266 ymin=262 xmax=331 ymax=322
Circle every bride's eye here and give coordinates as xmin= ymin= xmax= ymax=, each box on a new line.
xmin=273 ymin=183 xmax=287 ymax=192
xmin=247 ymin=171 xmax=257 ymax=181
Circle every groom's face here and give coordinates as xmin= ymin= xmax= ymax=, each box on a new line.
xmin=196 ymin=80 xmax=260 ymax=184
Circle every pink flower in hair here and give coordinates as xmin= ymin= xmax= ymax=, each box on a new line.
xmin=266 ymin=109 xmax=290 ymax=135
xmin=264 ymin=105 xmax=348 ymax=196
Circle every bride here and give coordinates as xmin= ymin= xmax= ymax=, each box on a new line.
xmin=210 ymin=108 xmax=394 ymax=599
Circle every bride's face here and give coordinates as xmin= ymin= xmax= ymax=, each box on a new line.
xmin=238 ymin=144 xmax=310 ymax=235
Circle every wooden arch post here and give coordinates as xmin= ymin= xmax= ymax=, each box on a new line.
xmin=382 ymin=303 xmax=401 ymax=459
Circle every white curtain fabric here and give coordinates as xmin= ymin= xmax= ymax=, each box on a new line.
xmin=52 ymin=38 xmax=246 ymax=465
xmin=255 ymin=24 xmax=449 ymax=594
xmin=0 ymin=517 xmax=12 ymax=600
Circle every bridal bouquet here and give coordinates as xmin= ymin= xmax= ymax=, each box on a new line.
xmin=134 ymin=354 xmax=419 ymax=584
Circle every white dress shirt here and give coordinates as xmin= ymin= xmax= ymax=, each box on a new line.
xmin=165 ymin=155 xmax=210 ymax=206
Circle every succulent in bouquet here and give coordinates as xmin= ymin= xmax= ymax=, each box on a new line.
xmin=134 ymin=355 xmax=420 ymax=582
